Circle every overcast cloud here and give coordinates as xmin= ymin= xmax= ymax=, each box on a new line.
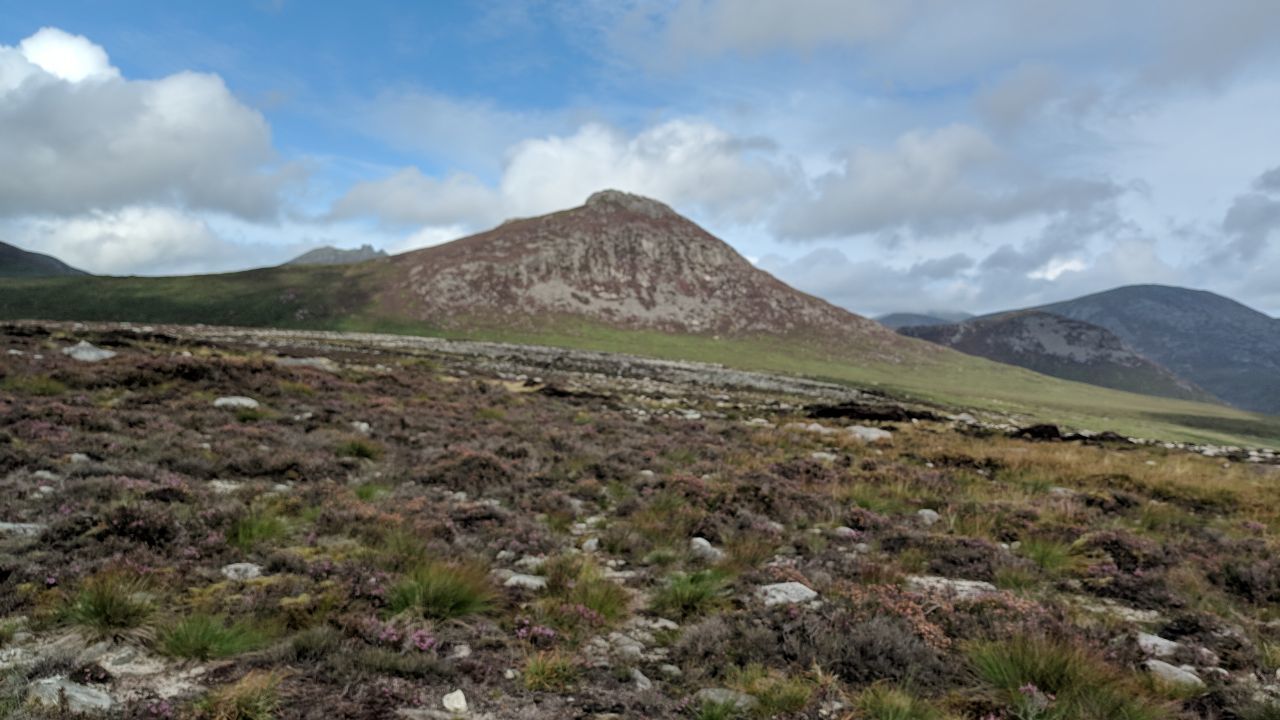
xmin=1 ymin=4 xmax=1278 ymax=315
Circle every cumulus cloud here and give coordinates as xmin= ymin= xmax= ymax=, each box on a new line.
xmin=332 ymin=119 xmax=792 ymax=230
xmin=773 ymin=124 xmax=1118 ymax=241
xmin=1219 ymin=166 xmax=1280 ymax=262
xmin=8 ymin=206 xmax=252 ymax=276
xmin=0 ymin=27 xmax=292 ymax=220
xmin=330 ymin=169 xmax=499 ymax=228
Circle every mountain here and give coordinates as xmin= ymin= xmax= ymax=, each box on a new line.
xmin=0 ymin=241 xmax=86 ymax=277
xmin=1034 ymin=285 xmax=1280 ymax=414
xmin=1 ymin=193 xmax=1278 ymax=446
xmin=285 ymin=244 xmax=387 ymax=266
xmin=900 ymin=310 xmax=1214 ymax=402
xmin=375 ymin=190 xmax=907 ymax=354
xmin=877 ymin=311 xmax=973 ymax=329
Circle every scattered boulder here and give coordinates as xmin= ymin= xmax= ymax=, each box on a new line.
xmin=1137 ymin=632 xmax=1181 ymax=659
xmin=1143 ymin=659 xmax=1204 ymax=688
xmin=916 ymin=509 xmax=941 ymax=527
xmin=221 ymin=563 xmax=263 ymax=581
xmin=0 ymin=521 xmax=46 ymax=536
xmin=757 ymin=582 xmax=818 ymax=606
xmin=905 ymin=575 xmax=997 ymax=600
xmin=847 ymin=425 xmax=892 ymax=443
xmin=694 ymin=688 xmax=757 ymax=711
xmin=62 ymin=341 xmax=116 ymax=363
xmin=442 ymin=688 xmax=468 ymax=713
xmin=273 ymin=356 xmax=340 ymax=373
xmin=689 ymin=537 xmax=725 ymax=563
xmin=28 ymin=676 xmax=114 ymax=714
xmin=631 ymin=667 xmax=653 ymax=691
xmin=213 ymin=396 xmax=260 ymax=410
xmin=503 ymin=574 xmax=548 ymax=591
xmin=1011 ymin=424 xmax=1062 ymax=441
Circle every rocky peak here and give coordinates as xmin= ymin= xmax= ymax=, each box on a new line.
xmin=583 ymin=189 xmax=678 ymax=219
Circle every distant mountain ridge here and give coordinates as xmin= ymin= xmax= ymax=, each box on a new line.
xmin=901 ymin=310 xmax=1213 ymax=402
xmin=0 ymin=241 xmax=86 ymax=277
xmin=285 ymin=244 xmax=387 ymax=266
xmin=1033 ymin=285 xmax=1280 ymax=414
xmin=877 ymin=311 xmax=973 ymax=329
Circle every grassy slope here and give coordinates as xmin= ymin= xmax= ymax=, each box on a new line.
xmin=3 ymin=271 xmax=1277 ymax=446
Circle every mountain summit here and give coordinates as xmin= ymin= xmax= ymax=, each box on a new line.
xmin=1035 ymin=285 xmax=1280 ymax=414
xmin=376 ymin=190 xmax=913 ymax=357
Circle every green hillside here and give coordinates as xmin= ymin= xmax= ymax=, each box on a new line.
xmin=2 ymin=269 xmax=1278 ymax=447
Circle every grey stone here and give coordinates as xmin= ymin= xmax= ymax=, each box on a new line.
xmin=1144 ymin=659 xmax=1204 ymax=688
xmin=1137 ymin=632 xmax=1181 ymax=659
xmin=213 ymin=396 xmax=260 ymax=409
xmin=658 ymin=663 xmax=683 ymax=678
xmin=62 ymin=341 xmax=116 ymax=363
xmin=810 ymin=451 xmax=838 ymax=462
xmin=274 ymin=356 xmax=340 ymax=373
xmin=442 ymin=688 xmax=468 ymax=713
xmin=757 ymin=582 xmax=818 ymax=606
xmin=689 ymin=537 xmax=725 ymax=563
xmin=503 ymin=573 xmax=547 ymax=591
xmin=694 ymin=688 xmax=758 ymax=711
xmin=847 ymin=425 xmax=892 ymax=443
xmin=916 ymin=509 xmax=941 ymax=526
xmin=221 ymin=562 xmax=262 ymax=581
xmin=905 ymin=575 xmax=997 ymax=599
xmin=28 ymin=676 xmax=114 ymax=713
xmin=631 ymin=667 xmax=653 ymax=691
xmin=0 ymin=522 xmax=46 ymax=536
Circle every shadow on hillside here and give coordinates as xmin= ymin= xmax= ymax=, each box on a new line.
xmin=1142 ymin=412 xmax=1280 ymax=444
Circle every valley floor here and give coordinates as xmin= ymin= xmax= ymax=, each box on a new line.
xmin=4 ymin=323 xmax=1280 ymax=719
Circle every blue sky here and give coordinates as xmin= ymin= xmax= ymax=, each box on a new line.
xmin=2 ymin=1 xmax=1280 ymax=316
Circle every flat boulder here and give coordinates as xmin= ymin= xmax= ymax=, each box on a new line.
xmin=213 ymin=396 xmax=260 ymax=410
xmin=906 ymin=575 xmax=997 ymax=600
xmin=28 ymin=676 xmax=114 ymax=714
xmin=757 ymin=582 xmax=818 ymax=606
xmin=61 ymin=341 xmax=116 ymax=363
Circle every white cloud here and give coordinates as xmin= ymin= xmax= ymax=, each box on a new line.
xmin=330 ymin=168 xmax=499 ymax=228
xmin=773 ymin=124 xmax=1118 ymax=240
xmin=9 ymin=206 xmax=247 ymax=276
xmin=0 ymin=27 xmax=292 ymax=220
xmin=332 ymin=118 xmax=792 ymax=230
xmin=18 ymin=27 xmax=118 ymax=83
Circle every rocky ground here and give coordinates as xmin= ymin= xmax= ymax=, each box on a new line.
xmin=3 ymin=322 xmax=1280 ymax=719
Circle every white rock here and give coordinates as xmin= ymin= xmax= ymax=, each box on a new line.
xmin=213 ymin=396 xmax=260 ymax=409
xmin=905 ymin=575 xmax=997 ymax=600
xmin=810 ymin=451 xmax=838 ymax=462
xmin=503 ymin=574 xmax=547 ymax=591
xmin=658 ymin=663 xmax=683 ymax=678
xmin=847 ymin=425 xmax=892 ymax=443
xmin=62 ymin=341 xmax=116 ymax=363
xmin=442 ymin=689 xmax=468 ymax=713
xmin=582 ymin=537 xmax=600 ymax=552
xmin=689 ymin=537 xmax=726 ymax=563
xmin=273 ymin=356 xmax=340 ymax=373
xmin=1144 ymin=659 xmax=1204 ymax=688
xmin=757 ymin=582 xmax=818 ymax=606
xmin=916 ymin=509 xmax=941 ymax=526
xmin=221 ymin=562 xmax=263 ymax=581
xmin=0 ymin=522 xmax=46 ymax=536
xmin=832 ymin=526 xmax=859 ymax=539
xmin=694 ymin=688 xmax=757 ymax=711
xmin=32 ymin=469 xmax=60 ymax=482
xmin=209 ymin=480 xmax=242 ymax=494
xmin=631 ymin=667 xmax=653 ymax=691
xmin=351 ymin=421 xmax=372 ymax=435
xmin=1137 ymin=632 xmax=1181 ymax=659
xmin=69 ymin=453 xmax=91 ymax=463
xmin=28 ymin=676 xmax=114 ymax=713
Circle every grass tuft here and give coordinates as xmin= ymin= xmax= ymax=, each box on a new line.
xmin=161 ymin=614 xmax=267 ymax=660
xmin=197 ymin=670 xmax=281 ymax=720
xmin=651 ymin=569 xmax=730 ymax=620
xmin=65 ymin=572 xmax=153 ymax=641
xmin=388 ymin=561 xmax=496 ymax=620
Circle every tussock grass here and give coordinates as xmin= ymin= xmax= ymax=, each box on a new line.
xmin=523 ymin=651 xmax=578 ymax=691
xmin=651 ymin=569 xmax=731 ymax=620
xmin=968 ymin=635 xmax=1165 ymax=720
xmin=855 ymin=684 xmax=953 ymax=720
xmin=161 ymin=614 xmax=267 ymax=660
xmin=64 ymin=572 xmax=153 ymax=641
xmin=230 ymin=508 xmax=287 ymax=551
xmin=197 ymin=670 xmax=281 ymax=720
xmin=388 ymin=561 xmax=496 ymax=620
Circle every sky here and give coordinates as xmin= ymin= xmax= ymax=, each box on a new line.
xmin=2 ymin=1 xmax=1279 ymax=317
